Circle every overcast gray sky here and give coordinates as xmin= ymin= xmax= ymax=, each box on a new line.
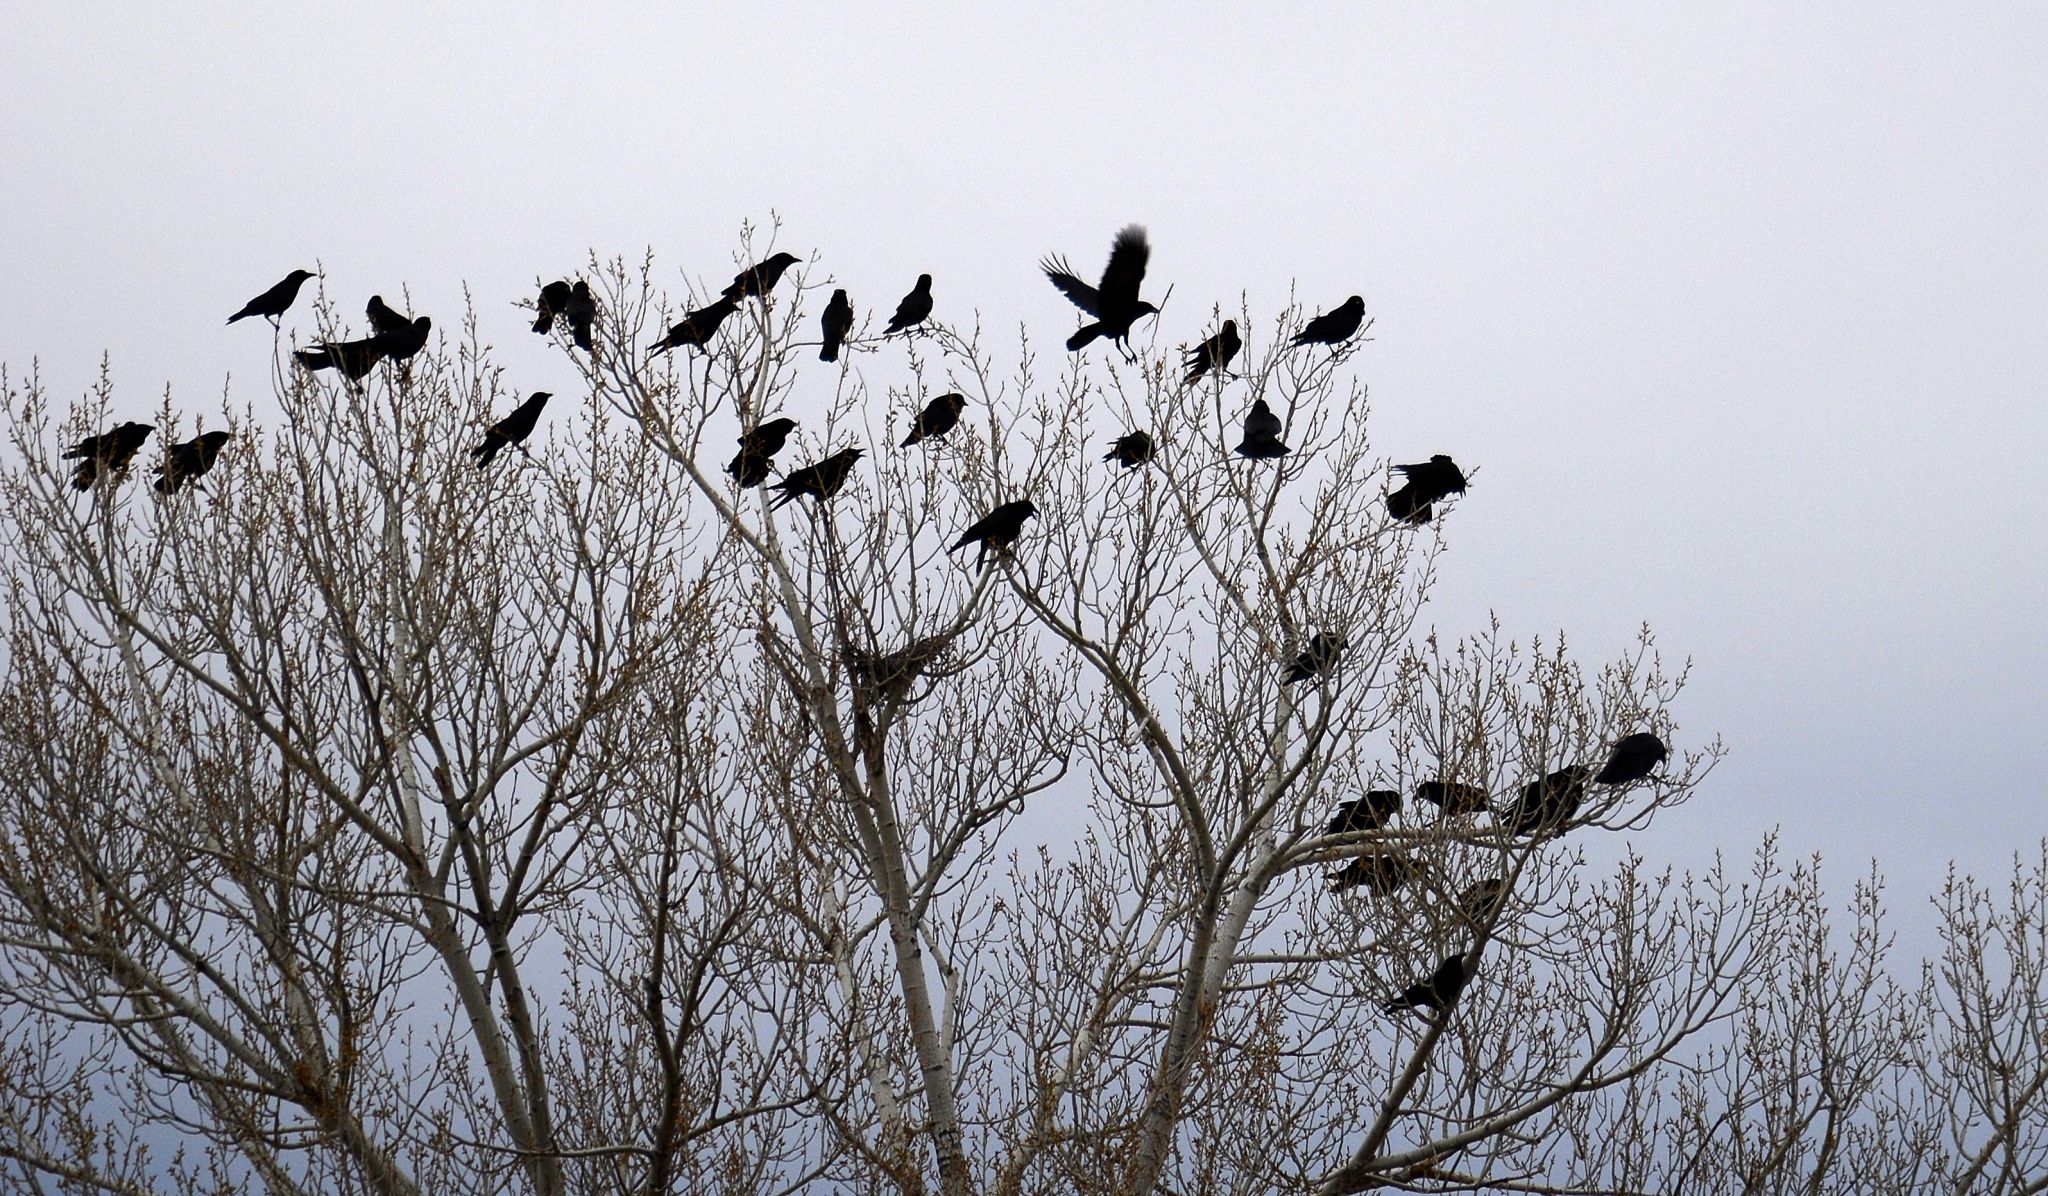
xmin=3 ymin=5 xmax=2042 ymax=918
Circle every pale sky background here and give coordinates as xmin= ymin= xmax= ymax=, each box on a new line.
xmin=2 ymin=5 xmax=2042 ymax=929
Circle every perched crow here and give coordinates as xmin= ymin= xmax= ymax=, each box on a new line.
xmin=1283 ymin=631 xmax=1345 ymax=685
xmin=1043 ymin=225 xmax=1158 ymax=357
xmin=1595 ymin=732 xmax=1668 ymax=786
xmin=295 ymin=335 xmax=387 ymax=382
xmin=1454 ymin=878 xmax=1509 ymax=931
xmin=1104 ymin=430 xmax=1155 ymax=469
xmin=228 ymin=269 xmax=314 ymax=325
xmin=155 ymin=430 xmax=232 ymax=495
xmin=1235 ymin=397 xmax=1289 ymax=459
xmin=471 ymin=392 xmax=552 ymax=468
xmin=650 ymin=296 xmax=739 ymax=354
xmin=64 ymin=421 xmax=155 ymax=491
xmin=883 ymin=274 xmax=933 ymax=335
xmin=1184 ymin=320 xmax=1240 ymax=384
xmin=375 ymin=315 xmax=432 ymax=363
xmin=769 ymin=448 xmax=865 ymax=510
xmin=950 ymin=499 xmax=1038 ymax=567
xmin=1414 ymin=780 xmax=1490 ymax=817
xmin=1291 ymin=295 xmax=1366 ymax=349
xmin=1502 ymin=765 xmax=1592 ymax=837
xmin=565 ymin=281 xmax=596 ymax=351
xmin=366 ymin=295 xmax=410 ymax=336
xmin=1328 ymin=850 xmax=1419 ymax=896
xmin=722 ymin=252 xmax=801 ymax=301
xmin=1325 ymin=789 xmax=1403 ymax=835
xmin=1383 ymin=953 xmax=1471 ymax=1018
xmin=819 ymin=288 xmax=854 ymax=362
xmin=901 ymin=393 xmax=967 ymax=447
xmin=533 ymin=280 xmax=573 ymax=334
xmin=1387 ymin=455 xmax=1467 ymax=525
xmin=725 ymin=416 xmax=799 ymax=488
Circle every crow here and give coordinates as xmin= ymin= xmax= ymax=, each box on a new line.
xmin=883 ymin=274 xmax=933 ymax=335
xmin=1414 ymin=780 xmax=1490 ymax=817
xmin=155 ymin=430 xmax=232 ymax=495
xmin=1387 ymin=455 xmax=1467 ymax=525
xmin=64 ymin=421 xmax=155 ymax=491
xmin=1291 ymin=295 xmax=1366 ymax=349
xmin=1502 ymin=765 xmax=1592 ymax=837
xmin=819 ymin=289 xmax=854 ymax=362
xmin=950 ymin=499 xmax=1038 ymax=567
xmin=295 ymin=335 xmax=387 ymax=382
xmin=566 ymin=281 xmax=596 ymax=351
xmin=1283 ymin=631 xmax=1345 ymax=685
xmin=769 ymin=448 xmax=865 ymax=510
xmin=228 ymin=269 xmax=314 ymax=325
xmin=1042 ymin=225 xmax=1157 ymax=358
xmin=722 ymin=252 xmax=801 ymax=301
xmin=366 ymin=295 xmax=411 ymax=336
xmin=533 ymin=280 xmax=573 ymax=334
xmin=1184 ymin=320 xmax=1240 ymax=384
xmin=375 ymin=315 xmax=432 ymax=363
xmin=1235 ymin=397 xmax=1290 ymax=459
xmin=1383 ymin=953 xmax=1472 ymax=1018
xmin=725 ymin=416 xmax=798 ymax=488
xmin=1595 ymin=732 xmax=1668 ymax=786
xmin=1328 ymin=850 xmax=1419 ymax=896
xmin=471 ymin=392 xmax=552 ymax=468
xmin=1325 ymin=789 xmax=1402 ymax=835
xmin=650 ymin=296 xmax=739 ymax=354
xmin=1104 ymin=430 xmax=1155 ymax=469
xmin=1454 ymin=878 xmax=1509 ymax=931
xmin=901 ymin=393 xmax=967 ymax=447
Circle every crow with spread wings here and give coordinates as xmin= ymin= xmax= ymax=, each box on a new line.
xmin=1042 ymin=225 xmax=1158 ymax=361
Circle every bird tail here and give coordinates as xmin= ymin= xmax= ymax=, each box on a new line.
xmin=532 ymin=312 xmax=554 ymax=334
xmin=294 ymin=348 xmax=331 ymax=371
xmin=1067 ymin=325 xmax=1103 ymax=352
xmin=820 ymin=344 xmax=838 ymax=363
xmin=471 ymin=438 xmax=501 ymax=469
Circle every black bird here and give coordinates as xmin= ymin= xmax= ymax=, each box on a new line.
xmin=819 ymin=289 xmax=854 ymax=362
xmin=227 ymin=269 xmax=314 ymax=325
xmin=1454 ymin=878 xmax=1509 ymax=931
xmin=1282 ymin=631 xmax=1345 ymax=685
xmin=295 ymin=335 xmax=387 ymax=382
xmin=1184 ymin=320 xmax=1240 ymax=384
xmin=1502 ymin=765 xmax=1593 ymax=837
xmin=650 ymin=296 xmax=739 ymax=355
xmin=366 ymin=295 xmax=410 ymax=336
xmin=950 ymin=499 xmax=1038 ymax=567
xmin=566 ymin=281 xmax=597 ymax=351
xmin=1414 ymin=780 xmax=1490 ymax=817
xmin=533 ymin=280 xmax=573 ymax=334
xmin=769 ymin=448 xmax=865 ymax=510
xmin=1328 ymin=850 xmax=1419 ymax=896
xmin=471 ymin=392 xmax=552 ymax=468
xmin=1235 ymin=397 xmax=1290 ymax=459
xmin=1042 ymin=225 xmax=1158 ymax=358
xmin=374 ymin=315 xmax=433 ymax=363
xmin=1595 ymin=732 xmax=1669 ymax=786
xmin=883 ymin=274 xmax=933 ymax=336
xmin=722 ymin=252 xmax=801 ymax=301
xmin=901 ymin=393 xmax=967 ymax=447
xmin=155 ymin=430 xmax=232 ymax=495
xmin=1387 ymin=455 xmax=1468 ymax=525
xmin=1382 ymin=953 xmax=1472 ymax=1018
xmin=64 ymin=421 xmax=155 ymax=491
xmin=1291 ymin=295 xmax=1366 ymax=349
xmin=1324 ymin=789 xmax=1402 ymax=835
xmin=725 ymin=416 xmax=799 ymax=488
xmin=1103 ymin=431 xmax=1155 ymax=469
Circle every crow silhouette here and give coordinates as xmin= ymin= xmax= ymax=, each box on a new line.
xmin=1383 ymin=953 xmax=1471 ymax=1018
xmin=819 ymin=289 xmax=854 ymax=362
xmin=565 ymin=281 xmax=596 ymax=351
xmin=1184 ymin=320 xmax=1240 ymax=384
xmin=1328 ymin=850 xmax=1419 ymax=896
xmin=375 ymin=315 xmax=432 ymax=364
xmin=366 ymin=295 xmax=410 ymax=336
xmin=1043 ymin=225 xmax=1157 ymax=358
xmin=1283 ymin=632 xmax=1345 ymax=685
xmin=901 ymin=393 xmax=966 ymax=447
xmin=769 ymin=448 xmax=865 ymax=510
xmin=296 ymin=335 xmax=387 ymax=382
xmin=1387 ymin=455 xmax=1467 ymax=525
xmin=228 ymin=270 xmax=314 ymax=325
xmin=1503 ymin=765 xmax=1592 ymax=837
xmin=1104 ymin=430 xmax=1155 ymax=469
xmin=650 ymin=296 xmax=738 ymax=354
xmin=1595 ymin=732 xmax=1668 ymax=785
xmin=1235 ymin=397 xmax=1289 ymax=459
xmin=950 ymin=499 xmax=1038 ymax=566
xmin=471 ymin=392 xmax=552 ymax=468
xmin=64 ymin=421 xmax=155 ymax=491
xmin=1414 ymin=780 xmax=1490 ymax=817
xmin=884 ymin=275 xmax=934 ymax=336
xmin=1292 ymin=295 xmax=1366 ymax=348
xmin=722 ymin=252 xmax=801 ymax=301
xmin=1325 ymin=789 xmax=1402 ymax=835
xmin=155 ymin=430 xmax=232 ymax=495
xmin=533 ymin=280 xmax=573 ymax=334
xmin=726 ymin=416 xmax=798 ymax=488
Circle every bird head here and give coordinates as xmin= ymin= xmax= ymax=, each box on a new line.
xmin=916 ymin=274 xmax=932 ymax=288
xmin=764 ymin=252 xmax=800 ymax=269
xmin=1019 ymin=500 xmax=1039 ymax=519
xmin=288 ymin=269 xmax=315 ymax=284
xmin=1135 ymin=301 xmax=1160 ymax=321
xmin=197 ymin=430 xmax=233 ymax=449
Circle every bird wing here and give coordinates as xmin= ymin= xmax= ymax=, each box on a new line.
xmin=1096 ymin=227 xmax=1150 ymax=308
xmin=1041 ymin=256 xmax=1101 ymax=316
